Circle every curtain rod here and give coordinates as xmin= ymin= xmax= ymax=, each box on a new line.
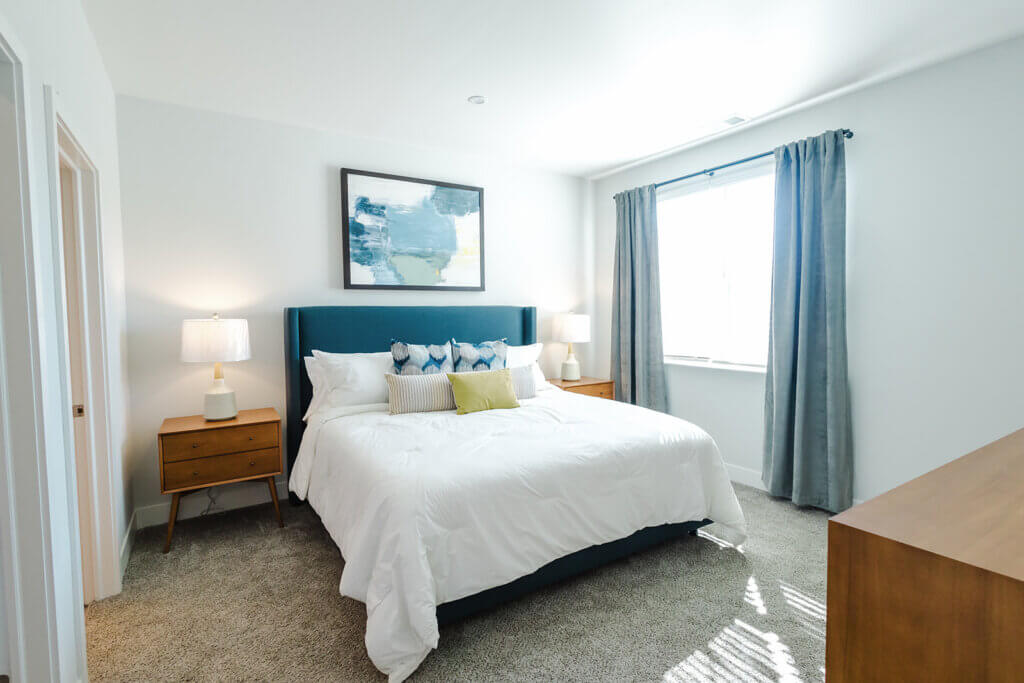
xmin=654 ymin=128 xmax=854 ymax=189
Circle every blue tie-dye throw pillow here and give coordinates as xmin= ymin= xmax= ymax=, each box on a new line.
xmin=451 ymin=339 xmax=509 ymax=372
xmin=391 ymin=340 xmax=454 ymax=375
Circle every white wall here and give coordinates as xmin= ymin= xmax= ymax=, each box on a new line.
xmin=115 ymin=96 xmax=588 ymax=527
xmin=591 ymin=36 xmax=1024 ymax=503
xmin=0 ymin=0 xmax=129 ymax=679
xmin=663 ymin=365 xmax=767 ymax=489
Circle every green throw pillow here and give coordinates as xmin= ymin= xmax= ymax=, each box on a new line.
xmin=447 ymin=368 xmax=520 ymax=415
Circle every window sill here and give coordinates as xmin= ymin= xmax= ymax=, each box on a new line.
xmin=664 ymin=357 xmax=767 ymax=374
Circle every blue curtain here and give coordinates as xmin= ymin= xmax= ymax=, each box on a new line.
xmin=612 ymin=185 xmax=667 ymax=411
xmin=763 ymin=130 xmax=853 ymax=513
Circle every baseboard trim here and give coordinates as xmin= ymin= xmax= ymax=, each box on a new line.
xmin=134 ymin=477 xmax=289 ymax=530
xmin=119 ymin=508 xmax=137 ymax=575
xmin=725 ymin=462 xmax=766 ymax=491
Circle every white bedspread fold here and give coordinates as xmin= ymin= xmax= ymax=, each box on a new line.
xmin=290 ymin=390 xmax=746 ymax=681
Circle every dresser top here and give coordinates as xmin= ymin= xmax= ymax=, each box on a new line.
xmin=159 ymin=407 xmax=280 ymax=435
xmin=831 ymin=427 xmax=1024 ymax=582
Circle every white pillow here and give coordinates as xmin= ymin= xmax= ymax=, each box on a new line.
xmin=506 ymin=343 xmax=550 ymax=390
xmin=303 ymin=356 xmax=323 ymax=420
xmin=510 ymin=365 xmax=537 ymax=400
xmin=303 ymin=350 xmax=393 ymax=420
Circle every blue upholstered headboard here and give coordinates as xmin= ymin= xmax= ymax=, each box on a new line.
xmin=284 ymin=305 xmax=537 ymax=485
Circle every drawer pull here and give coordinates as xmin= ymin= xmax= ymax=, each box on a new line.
xmin=192 ymin=442 xmax=199 ymax=448
xmin=192 ymin=470 xmax=199 ymax=476
xmin=249 ymin=459 xmax=256 ymax=466
xmin=249 ymin=436 xmax=255 ymax=440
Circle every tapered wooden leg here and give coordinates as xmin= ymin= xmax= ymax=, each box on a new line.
xmin=267 ymin=477 xmax=284 ymax=527
xmin=163 ymin=492 xmax=180 ymax=553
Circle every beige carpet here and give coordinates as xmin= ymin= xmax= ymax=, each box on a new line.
xmin=86 ymin=484 xmax=829 ymax=682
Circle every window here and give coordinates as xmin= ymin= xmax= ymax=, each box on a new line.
xmin=657 ymin=160 xmax=774 ymax=368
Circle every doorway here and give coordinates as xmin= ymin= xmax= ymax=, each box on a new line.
xmin=48 ymin=111 xmax=122 ymax=608
xmin=58 ymin=148 xmax=95 ymax=604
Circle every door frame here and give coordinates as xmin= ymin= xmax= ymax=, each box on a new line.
xmin=0 ymin=16 xmax=123 ymax=677
xmin=0 ymin=26 xmax=75 ymax=682
xmin=45 ymin=91 xmax=123 ymax=605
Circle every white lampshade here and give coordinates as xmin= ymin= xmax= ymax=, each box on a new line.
xmin=554 ymin=313 xmax=591 ymax=344
xmin=181 ymin=316 xmax=250 ymax=363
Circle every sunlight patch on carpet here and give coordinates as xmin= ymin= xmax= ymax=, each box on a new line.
xmin=697 ymin=529 xmax=745 ymax=554
xmin=663 ymin=618 xmax=801 ymax=683
xmin=780 ymin=581 xmax=825 ymax=641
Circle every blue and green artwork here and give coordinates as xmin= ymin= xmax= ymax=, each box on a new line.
xmin=342 ymin=170 xmax=484 ymax=290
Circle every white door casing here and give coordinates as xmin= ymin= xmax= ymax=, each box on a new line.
xmin=0 ymin=16 xmax=125 ymax=677
xmin=0 ymin=30 xmax=71 ymax=683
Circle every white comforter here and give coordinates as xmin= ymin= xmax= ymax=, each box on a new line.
xmin=289 ymin=389 xmax=747 ymax=682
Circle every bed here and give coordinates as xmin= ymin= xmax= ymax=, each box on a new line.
xmin=284 ymin=305 xmax=747 ymax=681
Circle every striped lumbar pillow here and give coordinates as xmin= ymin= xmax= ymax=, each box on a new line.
xmin=385 ymin=373 xmax=456 ymax=415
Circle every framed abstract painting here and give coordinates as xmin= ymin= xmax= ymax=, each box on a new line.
xmin=341 ymin=168 xmax=485 ymax=291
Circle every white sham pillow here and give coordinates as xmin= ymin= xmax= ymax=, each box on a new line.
xmin=303 ymin=356 xmax=324 ymax=420
xmin=506 ymin=343 xmax=551 ymax=391
xmin=303 ymin=350 xmax=393 ymax=420
xmin=510 ymin=365 xmax=537 ymax=400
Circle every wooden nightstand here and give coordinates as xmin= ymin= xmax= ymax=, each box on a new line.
xmin=158 ymin=407 xmax=283 ymax=553
xmin=549 ymin=377 xmax=615 ymax=400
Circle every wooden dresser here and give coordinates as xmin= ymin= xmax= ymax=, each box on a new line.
xmin=158 ymin=407 xmax=283 ymax=552
xmin=549 ymin=376 xmax=615 ymax=400
xmin=827 ymin=428 xmax=1024 ymax=681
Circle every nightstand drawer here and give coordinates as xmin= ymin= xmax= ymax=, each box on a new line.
xmin=163 ymin=447 xmax=280 ymax=491
xmin=161 ymin=422 xmax=278 ymax=463
xmin=567 ymin=382 xmax=615 ymax=399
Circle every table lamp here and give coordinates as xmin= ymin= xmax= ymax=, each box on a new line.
xmin=555 ymin=313 xmax=591 ymax=381
xmin=181 ymin=314 xmax=250 ymax=420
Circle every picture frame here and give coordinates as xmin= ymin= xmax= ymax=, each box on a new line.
xmin=341 ymin=168 xmax=485 ymax=291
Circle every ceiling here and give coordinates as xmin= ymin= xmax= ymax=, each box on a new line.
xmin=83 ymin=0 xmax=1024 ymax=177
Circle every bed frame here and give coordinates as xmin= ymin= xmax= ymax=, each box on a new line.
xmin=284 ymin=305 xmax=710 ymax=625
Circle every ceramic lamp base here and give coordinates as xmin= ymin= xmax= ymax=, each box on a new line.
xmin=561 ymin=355 xmax=581 ymax=381
xmin=203 ymin=378 xmax=238 ymax=421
